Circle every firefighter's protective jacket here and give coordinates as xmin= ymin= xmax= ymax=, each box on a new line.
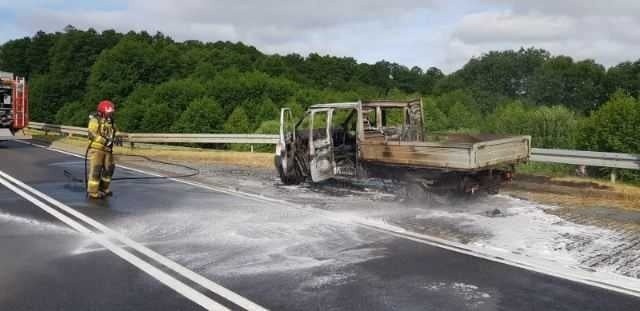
xmin=88 ymin=114 xmax=117 ymax=151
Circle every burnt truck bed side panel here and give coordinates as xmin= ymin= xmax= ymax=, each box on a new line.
xmin=359 ymin=142 xmax=473 ymax=169
xmin=359 ymin=135 xmax=531 ymax=171
xmin=473 ymin=136 xmax=531 ymax=168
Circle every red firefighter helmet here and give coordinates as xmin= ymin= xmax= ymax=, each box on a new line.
xmin=97 ymin=100 xmax=115 ymax=118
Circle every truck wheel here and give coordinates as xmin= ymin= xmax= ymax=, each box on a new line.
xmin=274 ymin=155 xmax=303 ymax=185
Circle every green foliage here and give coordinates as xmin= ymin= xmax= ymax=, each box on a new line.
xmin=86 ymin=36 xmax=176 ymax=104
xmin=203 ymin=70 xmax=299 ymax=116
xmin=117 ymin=85 xmax=155 ymax=132
xmin=254 ymin=120 xmax=280 ymax=134
xmin=422 ymin=98 xmax=449 ymax=132
xmin=0 ymin=37 xmax=31 ymax=76
xmin=47 ymin=28 xmax=118 ymax=107
xmin=55 ymin=101 xmax=90 ymax=126
xmin=171 ymin=97 xmax=223 ymax=133
xmin=528 ymin=106 xmax=578 ymax=149
xmin=252 ymin=120 xmax=280 ymax=152
xmin=430 ymin=90 xmax=481 ymax=130
xmin=485 ymin=101 xmax=578 ymax=148
xmin=151 ymin=79 xmax=206 ymax=112
xmin=529 ymin=57 xmax=606 ymax=112
xmin=224 ymin=106 xmax=251 ymax=134
xmin=484 ymin=101 xmax=532 ymax=135
xmin=606 ymin=61 xmax=640 ymax=99
xmin=578 ymin=91 xmax=640 ymax=154
xmin=140 ymin=103 xmax=175 ymax=132
xmin=223 ymin=106 xmax=252 ymax=151
xmin=437 ymin=48 xmax=549 ymax=105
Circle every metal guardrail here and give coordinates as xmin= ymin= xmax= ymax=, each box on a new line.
xmin=28 ymin=122 xmax=640 ymax=173
xmin=28 ymin=122 xmax=279 ymax=145
xmin=531 ymin=148 xmax=640 ymax=170
xmin=29 ymin=122 xmax=88 ymax=136
xmin=127 ymin=133 xmax=278 ymax=144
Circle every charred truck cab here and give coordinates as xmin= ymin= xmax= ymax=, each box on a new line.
xmin=275 ymin=100 xmax=531 ymax=198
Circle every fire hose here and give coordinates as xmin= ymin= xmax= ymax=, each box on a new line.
xmin=63 ymin=136 xmax=200 ymax=195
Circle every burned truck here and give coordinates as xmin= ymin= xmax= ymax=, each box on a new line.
xmin=275 ymin=100 xmax=531 ymax=198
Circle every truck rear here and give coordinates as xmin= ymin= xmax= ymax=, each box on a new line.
xmin=276 ymin=100 xmax=530 ymax=197
xmin=0 ymin=71 xmax=30 ymax=141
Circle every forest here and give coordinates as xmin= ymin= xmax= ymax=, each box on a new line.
xmin=1 ymin=26 xmax=639 ymax=167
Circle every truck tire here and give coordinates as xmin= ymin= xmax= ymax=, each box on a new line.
xmin=275 ymin=155 xmax=303 ymax=185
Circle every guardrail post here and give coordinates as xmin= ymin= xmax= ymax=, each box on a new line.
xmin=129 ymin=142 xmax=135 ymax=149
xmin=610 ymin=169 xmax=617 ymax=184
xmin=250 ymin=145 xmax=254 ymax=153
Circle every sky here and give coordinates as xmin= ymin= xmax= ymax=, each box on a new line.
xmin=1 ymin=0 xmax=639 ymax=72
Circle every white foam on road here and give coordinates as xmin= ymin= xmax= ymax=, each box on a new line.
xmin=414 ymin=195 xmax=640 ymax=278
xmin=0 ymin=212 xmax=77 ymax=234
xmin=88 ymin=206 xmax=389 ymax=277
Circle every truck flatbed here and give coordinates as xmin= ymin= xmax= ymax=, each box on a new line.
xmin=360 ymin=133 xmax=530 ymax=171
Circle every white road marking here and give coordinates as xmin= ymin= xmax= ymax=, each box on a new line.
xmin=21 ymin=140 xmax=640 ymax=298
xmin=0 ymin=172 xmax=229 ymax=311
xmin=0 ymin=168 xmax=267 ymax=311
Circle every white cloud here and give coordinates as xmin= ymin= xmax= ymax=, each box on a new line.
xmin=4 ymin=0 xmax=640 ymax=73
xmin=447 ymin=2 xmax=640 ymax=70
xmin=12 ymin=0 xmax=444 ymax=69
xmin=486 ymin=0 xmax=640 ymax=17
xmin=454 ymin=12 xmax=575 ymax=44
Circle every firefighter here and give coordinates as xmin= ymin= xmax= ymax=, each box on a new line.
xmin=87 ymin=100 xmax=118 ymax=199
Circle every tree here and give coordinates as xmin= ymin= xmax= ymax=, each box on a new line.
xmin=422 ymin=98 xmax=449 ymax=132
xmin=606 ymin=61 xmax=640 ymax=99
xmin=443 ymin=48 xmax=549 ymax=99
xmin=46 ymin=28 xmax=116 ymax=106
xmin=249 ymin=97 xmax=279 ymax=126
xmin=26 ymin=31 xmax=57 ymax=75
xmin=55 ymin=101 xmax=91 ymax=126
xmin=150 ymin=79 xmax=206 ymax=112
xmin=224 ymin=106 xmax=251 ymax=133
xmin=577 ymin=91 xmax=640 ymax=182
xmin=171 ymin=97 xmax=224 ymax=133
xmin=484 ymin=101 xmax=532 ymax=135
xmin=418 ymin=67 xmax=444 ymax=95
xmin=28 ymin=74 xmax=60 ymax=122
xmin=140 ymin=103 xmax=175 ymax=132
xmin=529 ymin=57 xmax=606 ymax=112
xmin=486 ymin=101 xmax=579 ymax=149
xmin=529 ymin=106 xmax=578 ymax=149
xmin=0 ymin=37 xmax=31 ymax=76
xmin=86 ymin=36 xmax=165 ymax=104
xmin=578 ymin=91 xmax=640 ymax=154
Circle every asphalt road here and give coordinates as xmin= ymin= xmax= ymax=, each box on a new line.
xmin=1 ymin=140 xmax=639 ymax=311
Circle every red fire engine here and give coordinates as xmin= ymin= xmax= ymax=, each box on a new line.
xmin=0 ymin=71 xmax=30 ymax=141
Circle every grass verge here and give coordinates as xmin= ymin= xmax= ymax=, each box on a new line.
xmin=27 ymin=130 xmax=274 ymax=169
